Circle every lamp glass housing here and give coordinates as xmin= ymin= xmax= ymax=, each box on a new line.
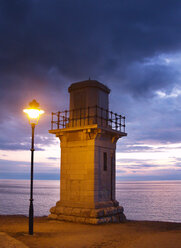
xmin=23 ymin=108 xmax=44 ymax=125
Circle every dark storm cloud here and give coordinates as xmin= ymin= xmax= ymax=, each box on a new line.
xmin=1 ymin=0 xmax=181 ymax=80
xmin=119 ymin=61 xmax=179 ymax=97
xmin=0 ymin=141 xmax=43 ymax=151
xmin=1 ymin=0 xmax=181 ymax=154
xmin=0 ymin=113 xmax=55 ymax=152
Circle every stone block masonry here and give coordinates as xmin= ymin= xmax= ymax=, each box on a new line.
xmin=48 ymin=201 xmax=126 ymax=224
xmin=49 ymin=80 xmax=127 ymax=224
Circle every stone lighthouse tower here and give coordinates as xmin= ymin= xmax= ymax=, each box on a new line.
xmin=49 ymin=80 xmax=127 ymax=224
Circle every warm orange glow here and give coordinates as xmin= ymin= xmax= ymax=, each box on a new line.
xmin=23 ymin=109 xmax=44 ymax=119
xmin=23 ymin=99 xmax=44 ymax=125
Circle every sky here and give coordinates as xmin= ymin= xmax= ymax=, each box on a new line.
xmin=0 ymin=0 xmax=181 ymax=181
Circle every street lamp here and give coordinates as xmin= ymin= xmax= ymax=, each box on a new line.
xmin=23 ymin=99 xmax=44 ymax=235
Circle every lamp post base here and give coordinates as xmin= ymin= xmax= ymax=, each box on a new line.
xmin=29 ymin=200 xmax=34 ymax=235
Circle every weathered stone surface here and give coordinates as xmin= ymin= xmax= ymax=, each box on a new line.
xmin=111 ymin=215 xmax=120 ymax=223
xmin=113 ymin=200 xmax=119 ymax=207
xmin=49 ymin=204 xmax=126 ymax=224
xmin=75 ymin=217 xmax=86 ymax=223
xmin=50 ymin=207 xmax=56 ymax=214
xmin=56 ymin=206 xmax=65 ymax=215
xmin=111 ymin=207 xmax=118 ymax=215
xmin=72 ymin=208 xmax=81 ymax=216
xmin=63 ymin=215 xmax=75 ymax=222
xmin=90 ymin=209 xmax=104 ymax=218
xmin=117 ymin=206 xmax=124 ymax=213
xmin=103 ymin=209 xmax=109 ymax=216
xmin=119 ymin=213 xmax=127 ymax=222
xmin=88 ymin=218 xmax=100 ymax=224
xmin=50 ymin=204 xmax=126 ymax=224
xmin=97 ymin=218 xmax=106 ymax=224
xmin=104 ymin=207 xmax=114 ymax=216
xmin=56 ymin=200 xmax=61 ymax=206
xmin=80 ymin=208 xmax=92 ymax=217
xmin=49 ymin=212 xmax=126 ymax=224
xmin=48 ymin=214 xmax=57 ymax=220
xmin=64 ymin=207 xmax=72 ymax=215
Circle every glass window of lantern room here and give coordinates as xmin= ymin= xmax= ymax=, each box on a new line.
xmin=103 ymin=152 xmax=107 ymax=171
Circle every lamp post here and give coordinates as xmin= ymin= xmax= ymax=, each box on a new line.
xmin=23 ymin=99 xmax=44 ymax=235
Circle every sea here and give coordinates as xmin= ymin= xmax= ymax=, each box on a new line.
xmin=0 ymin=179 xmax=181 ymax=223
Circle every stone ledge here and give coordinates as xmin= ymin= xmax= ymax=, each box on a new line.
xmin=48 ymin=204 xmax=126 ymax=224
xmin=50 ymin=205 xmax=124 ymax=218
xmin=48 ymin=213 xmax=126 ymax=224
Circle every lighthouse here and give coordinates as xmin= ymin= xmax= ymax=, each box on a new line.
xmin=49 ymin=80 xmax=127 ymax=224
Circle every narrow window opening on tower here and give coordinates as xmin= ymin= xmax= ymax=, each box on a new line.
xmin=103 ymin=152 xmax=107 ymax=171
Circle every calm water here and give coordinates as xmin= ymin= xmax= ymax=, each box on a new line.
xmin=0 ymin=180 xmax=181 ymax=222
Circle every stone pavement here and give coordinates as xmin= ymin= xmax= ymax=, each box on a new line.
xmin=0 ymin=232 xmax=28 ymax=248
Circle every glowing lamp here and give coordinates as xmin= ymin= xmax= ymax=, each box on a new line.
xmin=23 ymin=99 xmax=44 ymax=235
xmin=23 ymin=99 xmax=44 ymax=125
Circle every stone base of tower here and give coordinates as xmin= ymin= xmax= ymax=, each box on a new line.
xmin=48 ymin=201 xmax=126 ymax=224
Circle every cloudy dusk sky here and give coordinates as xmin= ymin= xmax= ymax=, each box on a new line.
xmin=0 ymin=0 xmax=181 ymax=181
